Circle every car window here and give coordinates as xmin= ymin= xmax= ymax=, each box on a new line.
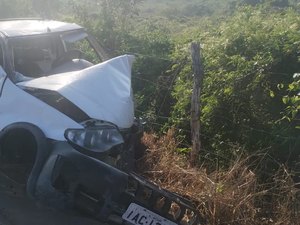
xmin=8 ymin=32 xmax=100 ymax=80
xmin=62 ymin=31 xmax=101 ymax=65
xmin=10 ymin=35 xmax=62 ymax=78
xmin=64 ymin=38 xmax=101 ymax=65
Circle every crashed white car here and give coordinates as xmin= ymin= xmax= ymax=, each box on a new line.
xmin=0 ymin=19 xmax=200 ymax=225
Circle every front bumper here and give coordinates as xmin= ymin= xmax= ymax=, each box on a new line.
xmin=29 ymin=141 xmax=201 ymax=225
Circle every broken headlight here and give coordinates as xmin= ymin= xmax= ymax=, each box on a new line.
xmin=64 ymin=123 xmax=124 ymax=157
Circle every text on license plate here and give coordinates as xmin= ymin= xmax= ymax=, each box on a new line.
xmin=122 ymin=203 xmax=177 ymax=225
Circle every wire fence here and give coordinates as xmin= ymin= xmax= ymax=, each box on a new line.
xmin=121 ymin=49 xmax=300 ymax=219
xmin=105 ymin=46 xmax=299 ymax=148
xmin=125 ymin=49 xmax=299 ymax=141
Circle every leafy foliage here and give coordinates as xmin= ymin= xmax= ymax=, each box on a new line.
xmin=282 ymin=73 xmax=300 ymax=128
xmin=169 ymin=7 xmax=300 ymax=164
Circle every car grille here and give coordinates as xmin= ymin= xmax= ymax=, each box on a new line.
xmin=114 ymin=173 xmax=202 ymax=225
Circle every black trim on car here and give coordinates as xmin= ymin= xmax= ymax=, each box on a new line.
xmin=24 ymin=88 xmax=90 ymax=123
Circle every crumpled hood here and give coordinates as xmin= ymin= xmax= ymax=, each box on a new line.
xmin=18 ymin=55 xmax=135 ymax=129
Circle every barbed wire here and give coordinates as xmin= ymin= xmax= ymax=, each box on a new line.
xmin=104 ymin=47 xmax=299 ymax=142
xmin=138 ymin=110 xmax=299 ymax=141
xmin=106 ymin=48 xmax=175 ymax=62
xmin=132 ymin=75 xmax=170 ymax=89
xmin=143 ymin=120 xmax=250 ymax=153
xmin=143 ymin=120 xmax=297 ymax=168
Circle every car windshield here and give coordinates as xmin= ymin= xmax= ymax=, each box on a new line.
xmin=9 ymin=31 xmax=102 ymax=81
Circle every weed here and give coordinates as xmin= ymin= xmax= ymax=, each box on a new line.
xmin=136 ymin=128 xmax=300 ymax=225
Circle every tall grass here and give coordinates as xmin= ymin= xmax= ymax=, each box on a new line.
xmin=136 ymin=129 xmax=300 ymax=225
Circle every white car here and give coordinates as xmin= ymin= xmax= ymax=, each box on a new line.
xmin=0 ymin=19 xmax=200 ymax=225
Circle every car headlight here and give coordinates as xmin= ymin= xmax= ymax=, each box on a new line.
xmin=64 ymin=123 xmax=124 ymax=155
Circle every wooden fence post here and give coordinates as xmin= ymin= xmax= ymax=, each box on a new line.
xmin=190 ymin=42 xmax=204 ymax=167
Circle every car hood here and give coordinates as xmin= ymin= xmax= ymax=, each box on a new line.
xmin=17 ymin=55 xmax=135 ymax=129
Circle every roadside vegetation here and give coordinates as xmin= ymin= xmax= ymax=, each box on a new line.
xmin=138 ymin=129 xmax=299 ymax=224
xmin=1 ymin=0 xmax=300 ymax=224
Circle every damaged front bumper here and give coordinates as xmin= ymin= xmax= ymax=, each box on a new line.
xmin=40 ymin=141 xmax=201 ymax=225
xmin=0 ymin=122 xmax=201 ymax=225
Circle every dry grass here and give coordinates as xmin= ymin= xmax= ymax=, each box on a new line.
xmin=136 ymin=128 xmax=300 ymax=225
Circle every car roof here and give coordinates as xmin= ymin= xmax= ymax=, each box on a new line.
xmin=0 ymin=19 xmax=84 ymax=38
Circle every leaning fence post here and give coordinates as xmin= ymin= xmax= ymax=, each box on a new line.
xmin=190 ymin=42 xmax=204 ymax=167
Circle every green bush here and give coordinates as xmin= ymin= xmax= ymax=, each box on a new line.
xmin=169 ymin=7 xmax=300 ymax=165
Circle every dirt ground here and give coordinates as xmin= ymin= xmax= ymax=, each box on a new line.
xmin=0 ymin=173 xmax=101 ymax=225
xmin=0 ymin=192 xmax=102 ymax=225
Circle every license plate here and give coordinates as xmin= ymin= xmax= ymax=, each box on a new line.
xmin=122 ymin=203 xmax=177 ymax=225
